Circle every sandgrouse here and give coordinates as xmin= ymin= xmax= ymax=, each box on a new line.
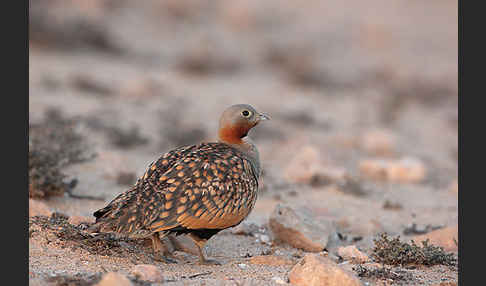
xmin=90 ymin=104 xmax=269 ymax=265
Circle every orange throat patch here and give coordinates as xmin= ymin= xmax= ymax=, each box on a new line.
xmin=218 ymin=125 xmax=246 ymax=145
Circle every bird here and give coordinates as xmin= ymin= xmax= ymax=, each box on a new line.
xmin=89 ymin=104 xmax=269 ymax=265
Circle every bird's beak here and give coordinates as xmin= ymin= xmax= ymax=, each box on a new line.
xmin=258 ymin=112 xmax=271 ymax=121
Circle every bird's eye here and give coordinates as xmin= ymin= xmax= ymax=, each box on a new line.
xmin=241 ymin=110 xmax=251 ymax=117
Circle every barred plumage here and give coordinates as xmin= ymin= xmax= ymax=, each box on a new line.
xmin=90 ymin=104 xmax=269 ymax=265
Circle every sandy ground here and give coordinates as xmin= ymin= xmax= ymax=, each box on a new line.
xmin=29 ymin=0 xmax=457 ymax=285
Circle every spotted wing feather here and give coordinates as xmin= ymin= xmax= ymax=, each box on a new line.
xmin=149 ymin=144 xmax=259 ymax=232
xmin=91 ymin=143 xmax=259 ymax=238
xmin=91 ymin=144 xmax=198 ymax=237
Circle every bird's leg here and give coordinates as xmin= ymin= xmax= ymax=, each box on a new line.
xmin=188 ymin=234 xmax=221 ymax=265
xmin=150 ymin=233 xmax=178 ymax=264
xmin=167 ymin=235 xmax=199 ymax=256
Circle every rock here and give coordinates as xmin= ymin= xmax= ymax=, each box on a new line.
xmin=283 ymin=145 xmax=348 ymax=186
xmin=249 ymin=255 xmax=294 ymax=266
xmin=359 ymin=157 xmax=426 ymax=183
xmin=403 ymin=223 xmax=443 ymax=235
xmin=29 ymin=278 xmax=49 ymax=286
xmin=361 ymin=129 xmax=396 ymax=156
xmin=237 ymin=263 xmax=248 ymax=270
xmin=412 ymin=224 xmax=458 ymax=252
xmin=311 ymin=167 xmax=349 ymax=187
xmin=157 ymin=0 xmax=203 ymax=19
xmin=337 ymin=245 xmax=369 ymax=264
xmin=231 ymin=222 xmax=263 ymax=235
xmin=269 ymin=204 xmax=335 ymax=252
xmin=29 ymin=199 xmax=52 ymax=217
xmin=288 ymin=253 xmax=362 ymax=286
xmin=68 ymin=215 xmax=95 ymax=225
xmin=95 ymin=272 xmax=132 ymax=286
xmin=256 ymin=234 xmax=271 ymax=245
xmin=120 ymin=78 xmax=163 ymax=100
xmin=449 ymin=179 xmax=458 ymax=193
xmin=271 ymin=276 xmax=287 ymax=284
xmin=359 ymin=159 xmax=389 ymax=181
xmin=336 ymin=216 xmax=384 ymax=237
xmin=387 ymin=157 xmax=427 ymax=183
xmin=130 ymin=264 xmax=164 ymax=283
xmin=220 ymin=0 xmax=259 ymax=31
xmin=283 ymin=145 xmax=323 ymax=184
xmin=430 ymin=282 xmax=457 ymax=286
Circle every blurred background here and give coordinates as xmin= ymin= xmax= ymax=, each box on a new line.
xmin=29 ymin=0 xmax=457 ymax=281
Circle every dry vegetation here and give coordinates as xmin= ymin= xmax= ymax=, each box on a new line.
xmin=29 ymin=0 xmax=457 ymax=285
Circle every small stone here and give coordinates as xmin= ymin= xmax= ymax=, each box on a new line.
xmin=387 ymin=157 xmax=427 ymax=183
xmin=269 ymin=204 xmax=335 ymax=252
xmin=68 ymin=215 xmax=95 ymax=225
xmin=249 ymin=255 xmax=294 ymax=266
xmin=121 ymin=78 xmax=163 ymax=99
xmin=336 ymin=216 xmax=384 ymax=237
xmin=29 ymin=278 xmax=49 ymax=286
xmin=257 ymin=234 xmax=271 ymax=244
xmin=361 ymin=129 xmax=396 ymax=156
xmin=311 ymin=167 xmax=349 ymax=187
xmin=359 ymin=159 xmax=389 ymax=181
xmin=220 ymin=0 xmax=259 ymax=30
xmin=430 ymin=282 xmax=457 ymax=286
xmin=29 ymin=199 xmax=52 ymax=217
xmin=412 ymin=224 xmax=458 ymax=252
xmin=449 ymin=179 xmax=458 ymax=193
xmin=237 ymin=263 xmax=248 ymax=269
xmin=283 ymin=145 xmax=348 ymax=186
xmin=130 ymin=264 xmax=164 ymax=283
xmin=95 ymin=272 xmax=132 ymax=286
xmin=231 ymin=222 xmax=261 ymax=235
xmin=359 ymin=157 xmax=426 ymax=183
xmin=288 ymin=253 xmax=361 ymax=286
xmin=271 ymin=276 xmax=287 ymax=284
xmin=337 ymin=245 xmax=370 ymax=264
xmin=283 ymin=145 xmax=324 ymax=183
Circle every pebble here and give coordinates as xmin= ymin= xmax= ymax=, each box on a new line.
xmin=257 ymin=234 xmax=271 ymax=244
xmin=120 ymin=78 xmax=163 ymax=99
xmin=449 ymin=179 xmax=458 ymax=193
xmin=283 ymin=145 xmax=326 ymax=183
xmin=95 ymin=272 xmax=132 ymax=286
xmin=271 ymin=276 xmax=287 ymax=284
xmin=68 ymin=215 xmax=95 ymax=225
xmin=269 ymin=204 xmax=335 ymax=252
xmin=359 ymin=157 xmax=426 ymax=183
xmin=231 ymin=222 xmax=262 ymax=235
xmin=283 ymin=145 xmax=350 ymax=187
xmin=336 ymin=216 xmax=384 ymax=237
xmin=412 ymin=224 xmax=458 ymax=252
xmin=288 ymin=253 xmax=361 ymax=286
xmin=237 ymin=263 xmax=248 ymax=270
xmin=249 ymin=255 xmax=294 ymax=266
xmin=387 ymin=157 xmax=427 ymax=183
xmin=130 ymin=264 xmax=164 ymax=283
xmin=361 ymin=129 xmax=396 ymax=156
xmin=430 ymin=282 xmax=457 ymax=286
xmin=336 ymin=245 xmax=370 ymax=264
xmin=29 ymin=199 xmax=52 ymax=217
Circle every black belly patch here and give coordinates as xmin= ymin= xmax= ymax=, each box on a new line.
xmin=167 ymin=226 xmax=222 ymax=240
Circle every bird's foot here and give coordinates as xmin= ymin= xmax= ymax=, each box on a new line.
xmin=199 ymin=258 xmax=222 ymax=265
xmin=152 ymin=253 xmax=179 ymax=264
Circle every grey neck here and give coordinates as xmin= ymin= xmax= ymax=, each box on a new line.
xmin=225 ymin=137 xmax=261 ymax=178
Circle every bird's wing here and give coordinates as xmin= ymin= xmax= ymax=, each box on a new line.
xmin=91 ymin=144 xmax=198 ymax=237
xmin=148 ymin=143 xmax=259 ymax=232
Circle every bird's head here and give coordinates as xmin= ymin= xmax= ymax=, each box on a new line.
xmin=218 ymin=104 xmax=270 ymax=144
